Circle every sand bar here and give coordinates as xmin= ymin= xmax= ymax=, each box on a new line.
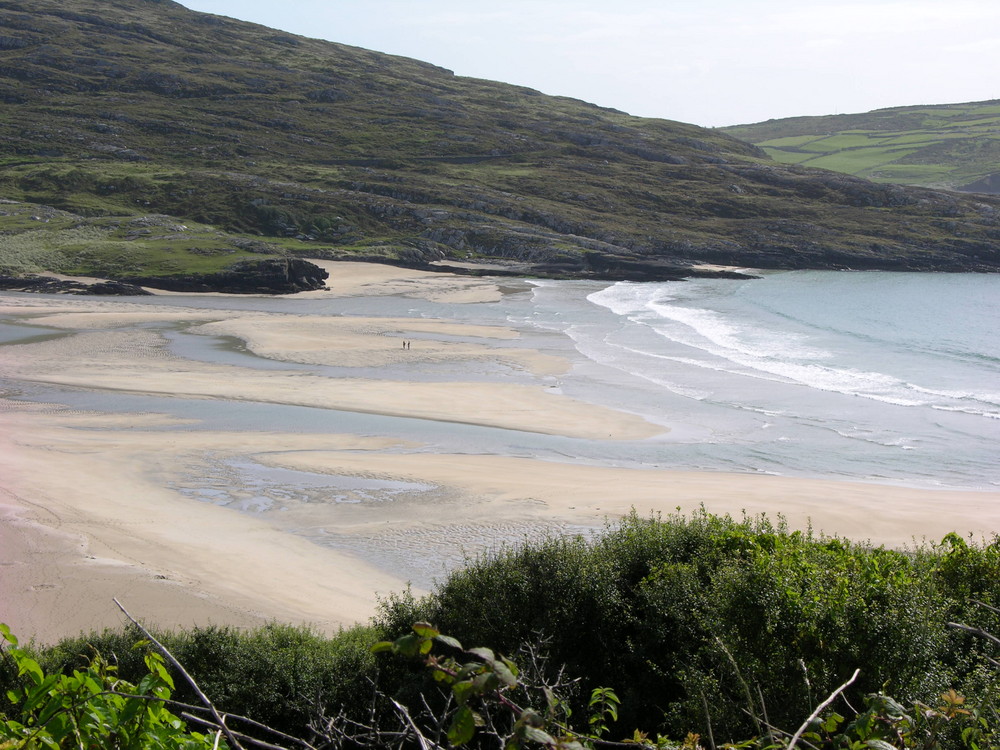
xmin=0 ymin=404 xmax=415 ymax=642
xmin=1 ymin=262 xmax=998 ymax=645
xmin=0 ymin=325 xmax=658 ymax=440
xmin=293 ymin=260 xmax=511 ymax=303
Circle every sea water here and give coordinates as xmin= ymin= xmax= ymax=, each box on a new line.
xmin=2 ymin=271 xmax=997 ymax=490
xmin=517 ymin=271 xmax=1000 ymax=489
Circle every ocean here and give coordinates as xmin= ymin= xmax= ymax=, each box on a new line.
xmin=519 ymin=271 xmax=1000 ymax=489
xmin=3 ymin=270 xmax=998 ymax=491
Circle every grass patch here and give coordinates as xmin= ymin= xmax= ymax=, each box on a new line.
xmin=0 ymin=201 xmax=292 ymax=277
xmin=803 ymin=147 xmax=923 ymax=173
xmin=725 ymin=99 xmax=1000 ymax=189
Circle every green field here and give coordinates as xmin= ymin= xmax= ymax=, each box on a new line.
xmin=724 ymin=101 xmax=1000 ymax=191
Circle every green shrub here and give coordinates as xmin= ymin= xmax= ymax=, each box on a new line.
xmin=7 ymin=510 xmax=999 ymax=747
xmin=0 ymin=624 xmax=219 ymax=749
xmin=375 ymin=510 xmax=1000 ymax=743
xmin=21 ymin=622 xmax=385 ymax=739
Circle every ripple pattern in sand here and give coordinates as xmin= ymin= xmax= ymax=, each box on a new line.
xmin=169 ymin=452 xmax=601 ymax=589
xmin=172 ymin=455 xmax=435 ymax=513
xmin=300 ymin=520 xmax=601 ymax=590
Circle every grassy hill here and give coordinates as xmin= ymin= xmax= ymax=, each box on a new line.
xmin=1 ymin=0 xmax=999 ymax=288
xmin=723 ymin=100 xmax=1000 ymax=193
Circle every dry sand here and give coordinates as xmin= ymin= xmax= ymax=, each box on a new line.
xmin=1 ymin=262 xmax=998 ymax=644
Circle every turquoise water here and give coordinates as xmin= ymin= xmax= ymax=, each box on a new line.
xmin=2 ymin=271 xmax=997 ymax=490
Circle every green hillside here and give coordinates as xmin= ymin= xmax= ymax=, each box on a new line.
xmin=1 ymin=0 xmax=999 ymax=289
xmin=723 ymin=101 xmax=1000 ymax=193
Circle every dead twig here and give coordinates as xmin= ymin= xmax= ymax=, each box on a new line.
xmin=946 ymin=622 xmax=1000 ymax=667
xmin=714 ymin=636 xmax=762 ymax=737
xmin=389 ymin=698 xmax=443 ymax=750
xmin=786 ymin=669 xmax=860 ymax=750
xmin=182 ymin=713 xmax=291 ymax=750
xmin=105 ymin=690 xmax=317 ymax=749
xmin=971 ymin=599 xmax=1000 ymax=617
xmin=947 ymin=621 xmax=1000 ymax=650
xmin=113 ymin=598 xmax=245 ymax=750
xmin=700 ymin=691 xmax=717 ymax=750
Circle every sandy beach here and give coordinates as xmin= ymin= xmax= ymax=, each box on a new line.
xmin=2 ymin=262 xmax=998 ymax=644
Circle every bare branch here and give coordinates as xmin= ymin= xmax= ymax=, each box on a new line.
xmin=798 ymin=659 xmax=812 ymax=712
xmin=756 ymin=683 xmax=775 ymax=749
xmin=713 ymin=636 xmax=762 ymax=736
xmin=947 ymin=621 xmax=1000 ymax=650
xmin=105 ymin=691 xmax=318 ymax=750
xmin=700 ymin=691 xmax=717 ymax=750
xmin=418 ymin=691 xmax=450 ymax=748
xmin=183 ymin=713 xmax=293 ymax=750
xmin=971 ymin=599 xmax=1000 ymax=617
xmin=786 ymin=669 xmax=860 ymax=750
xmin=220 ymin=715 xmax=318 ymax=750
xmin=113 ymin=598 xmax=245 ymax=750
xmin=389 ymin=699 xmax=443 ymax=750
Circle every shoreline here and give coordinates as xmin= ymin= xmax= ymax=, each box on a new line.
xmin=1 ymin=263 xmax=998 ymax=645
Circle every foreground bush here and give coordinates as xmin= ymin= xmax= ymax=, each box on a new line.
xmin=374 ymin=621 xmax=1000 ymax=750
xmin=0 ymin=623 xmax=219 ymax=749
xmin=23 ymin=622 xmax=385 ymax=738
xmin=376 ymin=510 xmax=1000 ymax=742
xmin=3 ymin=510 xmax=999 ymax=747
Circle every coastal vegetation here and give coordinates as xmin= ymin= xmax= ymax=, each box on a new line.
xmin=722 ymin=101 xmax=1000 ymax=193
xmin=3 ymin=511 xmax=998 ymax=748
xmin=1 ymin=1 xmax=1000 ymax=290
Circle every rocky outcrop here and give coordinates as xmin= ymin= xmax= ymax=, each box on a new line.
xmin=0 ymin=276 xmax=151 ymax=295
xmin=119 ymin=257 xmax=328 ymax=294
xmin=960 ymin=174 xmax=1000 ymax=195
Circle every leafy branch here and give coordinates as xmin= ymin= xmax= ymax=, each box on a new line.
xmin=372 ymin=622 xmax=624 ymax=750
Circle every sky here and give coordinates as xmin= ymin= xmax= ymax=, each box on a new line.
xmin=177 ymin=0 xmax=999 ymax=128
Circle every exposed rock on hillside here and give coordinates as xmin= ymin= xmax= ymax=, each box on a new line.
xmin=122 ymin=258 xmax=329 ymax=294
xmin=0 ymin=276 xmax=151 ymax=295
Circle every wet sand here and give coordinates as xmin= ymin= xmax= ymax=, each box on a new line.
xmin=1 ymin=262 xmax=998 ymax=644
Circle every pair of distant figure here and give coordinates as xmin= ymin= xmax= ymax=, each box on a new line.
xmin=402 ymin=340 xmax=411 ymax=350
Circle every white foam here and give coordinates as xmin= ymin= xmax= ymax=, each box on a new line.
xmin=586 ymin=281 xmax=995 ymax=413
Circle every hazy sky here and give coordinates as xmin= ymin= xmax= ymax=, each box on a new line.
xmin=177 ymin=1 xmax=999 ymax=128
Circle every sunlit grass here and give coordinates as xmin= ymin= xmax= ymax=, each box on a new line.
xmin=725 ymin=100 xmax=1000 ymax=188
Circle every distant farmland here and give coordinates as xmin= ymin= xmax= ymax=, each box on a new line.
xmin=724 ymin=100 xmax=1000 ymax=192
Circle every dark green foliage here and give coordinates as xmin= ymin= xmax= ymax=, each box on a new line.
xmin=376 ymin=622 xmax=999 ymax=749
xmin=4 ymin=513 xmax=999 ymax=747
xmin=16 ymin=623 xmax=385 ymax=738
xmin=375 ymin=511 xmax=1000 ymax=743
xmin=167 ymin=623 xmax=380 ymax=735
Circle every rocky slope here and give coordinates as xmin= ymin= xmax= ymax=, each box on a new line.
xmin=0 ymin=0 xmax=998 ymax=287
